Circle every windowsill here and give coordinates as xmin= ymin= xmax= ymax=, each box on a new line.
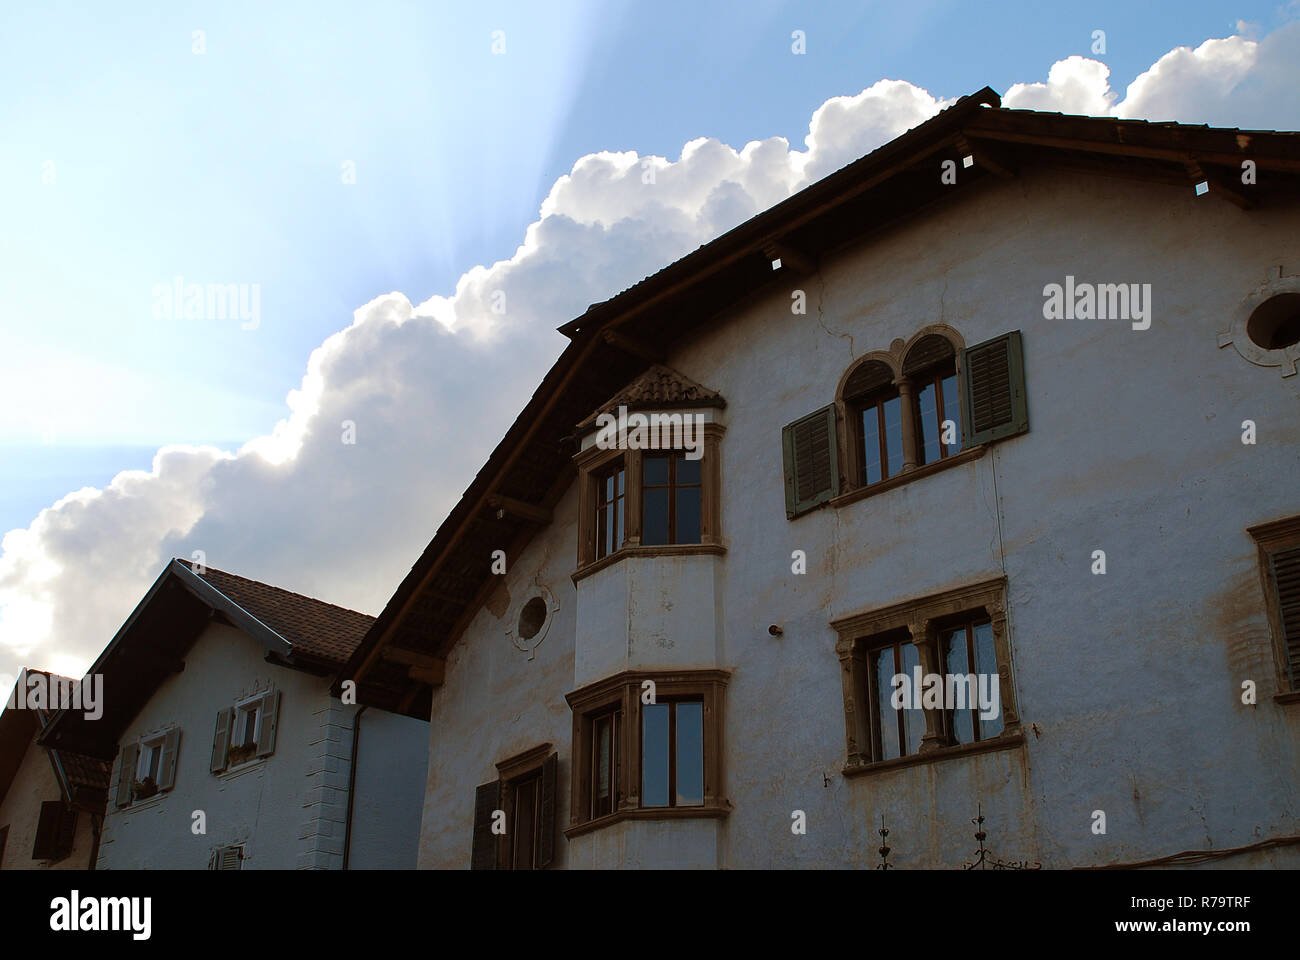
xmin=1274 ymin=691 xmax=1300 ymax=705
xmin=219 ymin=756 xmax=268 ymax=779
xmin=842 ymin=729 xmax=1025 ymax=778
xmin=563 ymin=801 xmax=732 ymax=839
xmin=828 ymin=444 xmax=986 ymax=511
xmin=119 ymin=789 xmax=169 ymax=813
xmin=571 ymin=542 xmax=726 ymax=584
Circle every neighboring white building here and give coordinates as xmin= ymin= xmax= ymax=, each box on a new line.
xmin=40 ymin=559 xmax=428 ymax=870
xmin=344 ymin=90 xmax=1300 ymax=869
xmin=0 ymin=671 xmax=108 ymax=871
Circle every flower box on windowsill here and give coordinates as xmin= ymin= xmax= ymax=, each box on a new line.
xmin=226 ymin=743 xmax=257 ymax=767
xmin=131 ymin=777 xmax=159 ymax=800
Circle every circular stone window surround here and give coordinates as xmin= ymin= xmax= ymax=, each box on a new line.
xmin=1218 ymin=274 xmax=1300 ymax=377
xmin=504 ymin=583 xmax=560 ymax=660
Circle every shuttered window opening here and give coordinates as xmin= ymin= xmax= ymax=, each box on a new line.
xmin=782 ymin=404 xmax=840 ymax=518
xmin=471 ymin=750 xmax=557 ymax=870
xmin=32 ymin=801 xmax=76 ymax=861
xmin=210 ymin=845 xmax=243 ymax=870
xmin=1269 ymin=545 xmax=1300 ymax=690
xmin=960 ymin=331 xmax=1028 ymax=446
xmin=210 ymin=689 xmax=280 ymax=774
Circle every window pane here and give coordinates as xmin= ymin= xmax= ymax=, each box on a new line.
xmin=642 ymin=704 xmax=670 ymax=806
xmin=941 ymin=374 xmax=962 ymax=454
xmin=918 ymin=381 xmax=941 ymax=465
xmin=676 ymin=487 xmax=701 ymax=544
xmin=862 ymin=408 xmax=883 ymax=485
xmin=643 ymin=455 xmax=669 ymax=486
xmin=614 ymin=496 xmax=625 ymax=551
xmin=643 ymin=488 xmax=669 ymax=545
xmin=943 ymin=628 xmax=975 ymax=745
xmin=874 ymin=647 xmax=900 ymax=761
xmin=675 ymin=702 xmax=704 ymax=806
xmin=513 ymin=778 xmax=537 ymax=869
xmin=676 ymin=455 xmax=702 ymax=485
xmin=595 ymin=716 xmax=612 ymax=816
xmin=883 ymin=395 xmax=903 ymax=478
xmin=973 ymin=621 xmax=1003 ymax=738
xmin=616 ymin=467 xmax=625 ymax=496
xmin=900 ymin=641 xmax=923 ymax=755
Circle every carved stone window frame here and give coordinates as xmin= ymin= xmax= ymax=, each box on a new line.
xmin=831 ymin=576 xmax=1023 ymax=777
xmin=564 ymin=669 xmax=730 ymax=838
xmin=572 ymin=420 xmax=725 ymax=581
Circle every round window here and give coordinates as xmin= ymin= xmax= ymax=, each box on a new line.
xmin=517 ymin=596 xmax=549 ymax=641
xmin=1246 ymin=293 xmax=1300 ymax=350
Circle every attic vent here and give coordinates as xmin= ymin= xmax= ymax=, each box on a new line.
xmin=211 ymin=845 xmax=243 ymax=870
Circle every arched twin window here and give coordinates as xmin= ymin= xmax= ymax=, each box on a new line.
xmin=782 ymin=327 xmax=1028 ymax=518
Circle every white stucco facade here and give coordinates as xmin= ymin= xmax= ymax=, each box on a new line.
xmin=0 ymin=738 xmax=98 ymax=871
xmin=417 ymin=165 xmax=1300 ymax=868
xmin=97 ymin=621 xmax=427 ymax=870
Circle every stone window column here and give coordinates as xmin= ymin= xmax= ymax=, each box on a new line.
xmin=836 ymin=638 xmax=871 ymax=769
xmin=986 ymin=600 xmax=1020 ymax=733
xmin=894 ymin=376 xmax=920 ymax=473
xmin=907 ymin=617 xmax=945 ymax=752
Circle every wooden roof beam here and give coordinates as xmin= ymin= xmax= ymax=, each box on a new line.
xmin=955 ymin=134 xmax=1018 ymax=179
xmin=486 ymin=494 xmax=552 ymax=525
xmin=1186 ymin=157 xmax=1257 ymax=209
xmin=760 ymin=239 xmax=816 ymax=275
xmin=601 ymin=328 xmax=664 ymax=363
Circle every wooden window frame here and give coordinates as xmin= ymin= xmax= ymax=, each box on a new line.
xmin=911 ymin=360 xmax=962 ymax=465
xmin=473 ymin=744 xmax=558 ymax=871
xmin=593 ymin=459 xmax=626 ymax=560
xmin=640 ymin=453 xmax=703 ymax=546
xmin=832 ymin=577 xmax=1024 ymax=777
xmin=565 ymin=669 xmax=729 ymax=838
xmin=1247 ymin=515 xmax=1300 ymax=702
xmin=846 ymin=384 xmax=904 ymax=488
xmin=573 ymin=420 xmax=725 ymax=580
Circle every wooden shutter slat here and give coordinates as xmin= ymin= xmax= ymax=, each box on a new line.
xmin=255 ymin=690 xmax=281 ymax=758
xmin=471 ymin=780 xmax=501 ymax=870
xmin=782 ymin=404 xmax=840 ymax=518
xmin=960 ymin=331 xmax=1028 ymax=446
xmin=115 ymin=742 xmax=139 ymax=807
xmin=538 ymin=753 xmax=557 ymax=868
xmin=1269 ymin=547 xmax=1300 ymax=689
xmin=159 ymin=728 xmax=181 ymax=791
xmin=210 ymin=708 xmax=231 ymax=773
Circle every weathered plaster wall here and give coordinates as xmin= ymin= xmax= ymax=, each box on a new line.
xmin=348 ymin=707 xmax=428 ymax=869
xmin=418 ymin=166 xmax=1300 ymax=868
xmin=0 ymin=740 xmax=98 ymax=870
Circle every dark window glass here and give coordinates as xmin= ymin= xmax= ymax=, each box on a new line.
xmin=856 ymin=387 xmax=903 ymax=485
xmin=916 ymin=364 xmax=962 ymax=465
xmin=642 ymin=453 xmax=703 ymax=546
xmin=940 ymin=618 xmax=1001 ymax=744
xmin=871 ymin=639 xmax=923 ymax=761
xmin=592 ymin=710 xmax=620 ymax=818
xmin=510 ymin=775 xmax=540 ymax=870
xmin=642 ymin=703 xmax=670 ymax=806
xmin=595 ymin=462 xmax=626 ymax=559
xmin=675 ymin=702 xmax=704 ymax=806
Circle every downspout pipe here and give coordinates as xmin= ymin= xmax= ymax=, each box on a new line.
xmin=342 ymin=704 xmax=367 ymax=870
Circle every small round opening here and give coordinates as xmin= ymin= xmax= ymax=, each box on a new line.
xmin=1246 ymin=293 xmax=1300 ymax=350
xmin=517 ymin=597 xmax=548 ymax=640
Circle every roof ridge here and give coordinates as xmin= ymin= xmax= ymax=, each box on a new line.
xmin=171 ymin=559 xmax=375 ymax=621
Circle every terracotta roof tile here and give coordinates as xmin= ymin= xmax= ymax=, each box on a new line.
xmin=188 ymin=564 xmax=375 ymax=665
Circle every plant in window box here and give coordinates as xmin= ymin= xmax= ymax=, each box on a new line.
xmin=227 ymin=742 xmax=257 ymax=766
xmin=131 ymin=776 xmax=159 ymax=800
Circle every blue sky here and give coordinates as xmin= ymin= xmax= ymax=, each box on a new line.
xmin=3 ymin=1 xmax=1299 ymax=681
xmin=1 ymin=1 xmax=1287 ymax=533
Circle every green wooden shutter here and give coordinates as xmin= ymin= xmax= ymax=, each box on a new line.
xmin=538 ymin=753 xmax=557 ymax=868
xmin=210 ymin=709 xmax=231 ymax=773
xmin=781 ymin=404 xmax=840 ymax=518
xmin=116 ymin=742 xmax=139 ymax=807
xmin=959 ymin=331 xmax=1028 ymax=446
xmin=159 ymin=728 xmax=181 ymax=791
xmin=1268 ymin=545 xmax=1300 ymax=691
xmin=255 ymin=690 xmax=280 ymax=758
xmin=471 ymin=780 xmax=501 ymax=870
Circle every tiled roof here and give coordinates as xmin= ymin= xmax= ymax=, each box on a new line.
xmin=188 ymin=564 xmax=375 ymax=665
xmin=59 ymin=748 xmax=111 ymax=791
xmin=576 ymin=363 xmax=725 ymax=431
